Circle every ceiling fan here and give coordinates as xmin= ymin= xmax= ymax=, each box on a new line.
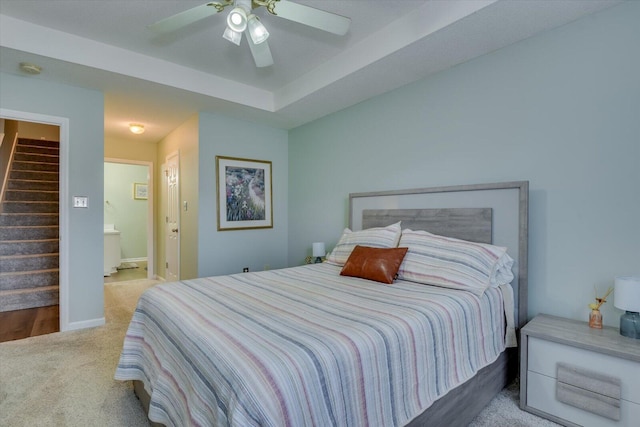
xmin=148 ymin=0 xmax=351 ymax=68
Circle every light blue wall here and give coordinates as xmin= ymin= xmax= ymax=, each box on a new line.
xmin=104 ymin=162 xmax=148 ymax=260
xmin=288 ymin=2 xmax=640 ymax=326
xmin=198 ymin=112 xmax=288 ymax=276
xmin=0 ymin=72 xmax=104 ymax=325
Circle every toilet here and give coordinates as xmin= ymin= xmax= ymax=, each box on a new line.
xmin=104 ymin=224 xmax=121 ymax=276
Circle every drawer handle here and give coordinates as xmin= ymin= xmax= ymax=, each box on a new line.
xmin=556 ymin=363 xmax=621 ymax=421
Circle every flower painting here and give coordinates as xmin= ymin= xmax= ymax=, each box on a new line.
xmin=216 ymin=156 xmax=272 ymax=230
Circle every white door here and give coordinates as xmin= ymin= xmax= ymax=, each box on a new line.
xmin=165 ymin=152 xmax=180 ymax=282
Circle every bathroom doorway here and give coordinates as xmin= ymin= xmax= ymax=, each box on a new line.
xmin=103 ymin=159 xmax=154 ymax=283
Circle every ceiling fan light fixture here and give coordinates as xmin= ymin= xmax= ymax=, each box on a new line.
xmin=223 ymin=26 xmax=243 ymax=45
xmin=226 ymin=6 xmax=248 ymax=32
xmin=247 ymin=14 xmax=269 ymax=44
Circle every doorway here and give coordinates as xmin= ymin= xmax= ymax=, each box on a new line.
xmin=103 ymin=159 xmax=154 ymax=284
xmin=0 ymin=112 xmax=66 ymax=341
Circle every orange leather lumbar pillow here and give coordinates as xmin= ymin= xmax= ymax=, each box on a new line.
xmin=340 ymin=245 xmax=409 ymax=284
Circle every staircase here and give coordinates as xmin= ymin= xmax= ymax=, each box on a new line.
xmin=0 ymin=138 xmax=59 ymax=313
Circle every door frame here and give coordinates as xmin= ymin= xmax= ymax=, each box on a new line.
xmin=0 ymin=108 xmax=70 ymax=331
xmin=104 ymin=158 xmax=155 ymax=279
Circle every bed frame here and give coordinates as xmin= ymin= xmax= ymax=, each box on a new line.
xmin=352 ymin=181 xmax=529 ymax=426
xmin=134 ymin=181 xmax=529 ymax=427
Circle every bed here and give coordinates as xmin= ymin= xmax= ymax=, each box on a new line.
xmin=116 ymin=181 xmax=529 ymax=426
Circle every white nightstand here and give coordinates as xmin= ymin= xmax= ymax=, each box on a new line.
xmin=520 ymin=314 xmax=640 ymax=426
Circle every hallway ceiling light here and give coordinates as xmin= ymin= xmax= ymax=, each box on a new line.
xmin=129 ymin=123 xmax=145 ymax=134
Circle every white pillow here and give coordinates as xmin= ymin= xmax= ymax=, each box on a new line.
xmin=325 ymin=222 xmax=402 ymax=266
xmin=397 ymin=229 xmax=514 ymax=295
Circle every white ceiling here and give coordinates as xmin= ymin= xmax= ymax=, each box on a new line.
xmin=0 ymin=0 xmax=622 ymax=143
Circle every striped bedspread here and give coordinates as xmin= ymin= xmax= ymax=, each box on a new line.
xmin=115 ymin=263 xmax=508 ymax=427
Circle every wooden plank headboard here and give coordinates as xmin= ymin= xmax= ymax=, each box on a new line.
xmin=350 ymin=181 xmax=529 ymax=329
xmin=363 ymin=208 xmax=493 ymax=244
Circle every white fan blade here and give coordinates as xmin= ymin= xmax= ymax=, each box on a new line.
xmin=271 ymin=0 xmax=351 ymax=36
xmin=148 ymin=2 xmax=226 ymax=34
xmin=247 ymin=37 xmax=274 ymax=68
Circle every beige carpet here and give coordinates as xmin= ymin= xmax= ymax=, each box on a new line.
xmin=0 ymin=279 xmax=160 ymax=426
xmin=0 ymin=278 xmax=559 ymax=427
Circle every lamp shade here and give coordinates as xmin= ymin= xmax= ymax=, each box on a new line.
xmin=223 ymin=26 xmax=242 ymax=45
xmin=227 ymin=6 xmax=248 ymax=33
xmin=312 ymin=242 xmax=326 ymax=258
xmin=247 ymin=14 xmax=269 ymax=44
xmin=614 ymin=276 xmax=640 ymax=312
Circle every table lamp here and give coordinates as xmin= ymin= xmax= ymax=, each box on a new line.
xmin=614 ymin=276 xmax=640 ymax=339
xmin=312 ymin=242 xmax=325 ymax=264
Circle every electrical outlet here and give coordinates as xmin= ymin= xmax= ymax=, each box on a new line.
xmin=264 ymin=264 xmax=270 ymax=271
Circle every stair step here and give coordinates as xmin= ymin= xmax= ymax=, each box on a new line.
xmin=2 ymin=201 xmax=59 ymax=213
xmin=7 ymin=179 xmax=58 ymax=191
xmin=0 ymin=253 xmax=59 ymax=272
xmin=4 ymin=189 xmax=59 ymax=202
xmin=10 ymin=161 xmax=59 ymax=173
xmin=0 ymin=213 xmax=58 ymax=226
xmin=15 ymin=144 xmax=59 ymax=156
xmin=0 ymin=286 xmax=59 ymax=312
xmin=0 ymin=269 xmax=58 ymax=291
xmin=18 ymin=138 xmax=59 ymax=148
xmin=0 ymin=226 xmax=59 ymax=240
xmin=0 ymin=239 xmax=59 ymax=256
xmin=9 ymin=169 xmax=59 ymax=181
xmin=13 ymin=153 xmax=59 ymax=164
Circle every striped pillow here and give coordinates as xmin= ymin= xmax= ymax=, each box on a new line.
xmin=397 ymin=229 xmax=514 ymax=295
xmin=325 ymin=222 xmax=402 ymax=266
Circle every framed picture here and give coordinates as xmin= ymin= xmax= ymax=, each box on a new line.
xmin=133 ymin=182 xmax=148 ymax=200
xmin=216 ymin=156 xmax=273 ymax=231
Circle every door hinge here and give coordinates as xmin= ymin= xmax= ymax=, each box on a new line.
xmin=166 ymin=262 xmax=169 ymax=268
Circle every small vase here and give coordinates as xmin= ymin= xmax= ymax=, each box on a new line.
xmin=589 ymin=309 xmax=603 ymax=329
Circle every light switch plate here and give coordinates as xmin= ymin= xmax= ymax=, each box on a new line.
xmin=73 ymin=196 xmax=88 ymax=208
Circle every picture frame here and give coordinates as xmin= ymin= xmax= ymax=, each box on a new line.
xmin=216 ymin=156 xmax=273 ymax=231
xmin=133 ymin=182 xmax=148 ymax=200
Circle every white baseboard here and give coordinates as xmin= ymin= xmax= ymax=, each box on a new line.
xmin=64 ymin=317 xmax=105 ymax=332
xmin=121 ymin=257 xmax=147 ymax=263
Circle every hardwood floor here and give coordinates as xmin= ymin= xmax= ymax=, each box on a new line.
xmin=0 ymin=304 xmax=59 ymax=343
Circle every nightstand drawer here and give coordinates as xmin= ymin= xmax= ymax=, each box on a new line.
xmin=528 ymin=337 xmax=640 ymax=404
xmin=527 ymin=371 xmax=640 ymax=427
xmin=520 ymin=315 xmax=640 ymax=427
